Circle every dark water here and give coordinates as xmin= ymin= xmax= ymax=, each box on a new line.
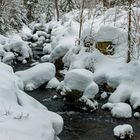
xmin=14 ymin=63 xmax=140 ymax=140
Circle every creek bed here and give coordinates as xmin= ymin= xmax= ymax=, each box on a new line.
xmin=14 ymin=63 xmax=140 ymax=140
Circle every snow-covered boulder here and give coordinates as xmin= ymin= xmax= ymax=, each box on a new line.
xmin=59 ymin=69 xmax=99 ymax=99
xmin=43 ymin=43 xmax=52 ymax=54
xmin=102 ymin=102 xmax=132 ymax=118
xmin=15 ymin=63 xmax=56 ymax=91
xmin=46 ymin=77 xmax=60 ymax=89
xmin=113 ymin=124 xmax=133 ymax=139
xmin=2 ymin=52 xmax=15 ymax=65
xmin=21 ymin=24 xmax=33 ymax=41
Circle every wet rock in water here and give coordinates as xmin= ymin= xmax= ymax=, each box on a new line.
xmin=99 ymin=83 xmax=115 ymax=93
xmin=65 ymin=90 xmax=83 ymax=102
xmin=113 ymin=124 xmax=133 ymax=140
xmin=54 ymin=57 xmax=64 ymax=71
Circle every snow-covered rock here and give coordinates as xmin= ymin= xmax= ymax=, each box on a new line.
xmin=21 ymin=24 xmax=33 ymax=41
xmin=134 ymin=112 xmax=140 ymax=118
xmin=113 ymin=124 xmax=133 ymax=139
xmin=60 ymin=69 xmax=99 ymax=99
xmin=102 ymin=103 xmax=132 ymax=118
xmin=46 ymin=77 xmax=60 ymax=89
xmin=43 ymin=43 xmax=52 ymax=54
xmin=101 ymin=92 xmax=108 ymax=99
xmin=16 ymin=63 xmax=56 ymax=91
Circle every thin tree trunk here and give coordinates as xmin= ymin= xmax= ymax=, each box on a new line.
xmin=55 ymin=0 xmax=59 ymax=21
xmin=127 ymin=0 xmax=132 ymax=63
xmin=78 ymin=0 xmax=85 ymax=46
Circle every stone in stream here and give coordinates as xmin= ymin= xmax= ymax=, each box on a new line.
xmin=113 ymin=124 xmax=133 ymax=140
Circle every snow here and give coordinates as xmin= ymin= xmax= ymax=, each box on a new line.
xmin=43 ymin=43 xmax=52 ymax=54
xmin=102 ymin=103 xmax=132 ymax=118
xmin=46 ymin=77 xmax=60 ymax=89
xmin=21 ymin=24 xmax=33 ymax=41
xmin=101 ymin=92 xmax=108 ymax=99
xmin=3 ymin=41 xmax=32 ymax=61
xmin=2 ymin=52 xmax=15 ymax=65
xmin=60 ymin=69 xmax=99 ymax=99
xmin=41 ymin=54 xmax=50 ymax=62
xmin=95 ymin=26 xmax=127 ymax=45
xmin=0 ymin=62 xmax=63 ymax=140
xmin=134 ymin=112 xmax=140 ymax=118
xmin=16 ymin=63 xmax=56 ymax=91
xmin=113 ymin=124 xmax=133 ymax=139
xmin=79 ymin=96 xmax=98 ymax=110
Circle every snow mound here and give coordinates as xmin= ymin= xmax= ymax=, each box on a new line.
xmin=46 ymin=77 xmax=60 ymax=89
xmin=16 ymin=63 xmax=56 ymax=91
xmin=113 ymin=124 xmax=133 ymax=139
xmin=61 ymin=69 xmax=99 ymax=99
xmin=102 ymin=102 xmax=132 ymax=118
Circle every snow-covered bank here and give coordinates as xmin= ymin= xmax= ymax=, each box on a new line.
xmin=0 ymin=62 xmax=63 ymax=140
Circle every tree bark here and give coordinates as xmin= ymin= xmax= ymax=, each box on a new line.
xmin=55 ymin=0 xmax=59 ymax=21
xmin=127 ymin=0 xmax=132 ymax=63
xmin=78 ymin=0 xmax=85 ymax=46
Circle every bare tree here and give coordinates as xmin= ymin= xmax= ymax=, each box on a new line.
xmin=55 ymin=0 xmax=59 ymax=21
xmin=78 ymin=0 xmax=85 ymax=45
xmin=127 ymin=0 xmax=132 ymax=63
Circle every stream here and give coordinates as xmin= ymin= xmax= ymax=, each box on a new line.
xmin=14 ymin=63 xmax=140 ymax=140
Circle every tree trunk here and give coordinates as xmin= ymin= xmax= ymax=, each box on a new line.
xmin=127 ymin=0 xmax=132 ymax=63
xmin=78 ymin=0 xmax=85 ymax=46
xmin=55 ymin=0 xmax=59 ymax=21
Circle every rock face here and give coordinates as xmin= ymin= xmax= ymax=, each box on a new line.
xmin=54 ymin=57 xmax=64 ymax=71
xmin=96 ymin=41 xmax=114 ymax=55
xmin=65 ymin=89 xmax=83 ymax=102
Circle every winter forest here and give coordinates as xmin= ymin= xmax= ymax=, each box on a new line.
xmin=0 ymin=0 xmax=140 ymax=139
